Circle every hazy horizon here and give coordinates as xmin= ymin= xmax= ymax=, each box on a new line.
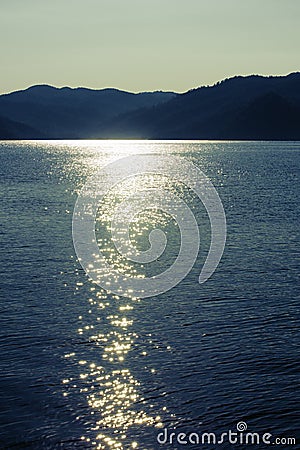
xmin=1 ymin=0 xmax=299 ymax=95
xmin=1 ymin=70 xmax=299 ymax=96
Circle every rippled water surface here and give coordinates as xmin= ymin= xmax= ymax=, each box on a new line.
xmin=0 ymin=141 xmax=299 ymax=449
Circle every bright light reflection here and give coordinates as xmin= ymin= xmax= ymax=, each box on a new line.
xmin=60 ymin=144 xmax=197 ymax=448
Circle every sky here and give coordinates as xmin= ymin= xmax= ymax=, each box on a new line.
xmin=0 ymin=0 xmax=299 ymax=94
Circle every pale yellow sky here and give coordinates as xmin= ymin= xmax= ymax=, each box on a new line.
xmin=1 ymin=0 xmax=299 ymax=94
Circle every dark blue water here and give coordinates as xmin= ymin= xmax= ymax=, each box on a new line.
xmin=0 ymin=141 xmax=299 ymax=449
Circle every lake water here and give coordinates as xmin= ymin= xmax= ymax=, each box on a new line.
xmin=0 ymin=141 xmax=299 ymax=449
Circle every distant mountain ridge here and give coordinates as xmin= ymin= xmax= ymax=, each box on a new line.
xmin=0 ymin=85 xmax=175 ymax=139
xmin=0 ymin=73 xmax=299 ymax=140
xmin=102 ymin=72 xmax=300 ymax=140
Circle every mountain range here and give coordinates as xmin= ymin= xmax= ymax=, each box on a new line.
xmin=0 ymin=72 xmax=299 ymax=140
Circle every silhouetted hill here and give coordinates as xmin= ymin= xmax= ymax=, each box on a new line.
xmin=0 ymin=86 xmax=175 ymax=139
xmin=219 ymin=92 xmax=300 ymax=140
xmin=100 ymin=72 xmax=300 ymax=139
xmin=0 ymin=73 xmax=299 ymax=140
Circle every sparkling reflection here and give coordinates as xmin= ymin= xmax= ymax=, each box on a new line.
xmin=60 ymin=142 xmax=206 ymax=448
xmin=64 ymin=165 xmax=179 ymax=448
xmin=64 ymin=290 xmax=164 ymax=449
